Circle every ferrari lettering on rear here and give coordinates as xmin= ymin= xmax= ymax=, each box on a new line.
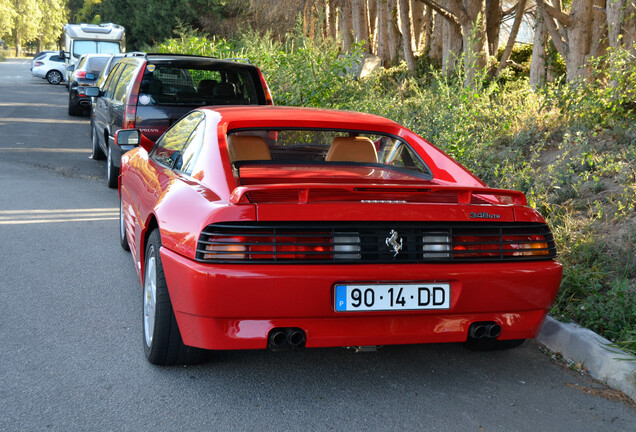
xmin=469 ymin=212 xmax=501 ymax=219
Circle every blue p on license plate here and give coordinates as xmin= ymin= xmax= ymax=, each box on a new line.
xmin=335 ymin=283 xmax=450 ymax=312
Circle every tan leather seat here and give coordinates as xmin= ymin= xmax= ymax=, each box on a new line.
xmin=325 ymin=136 xmax=378 ymax=163
xmin=227 ymin=135 xmax=271 ymax=162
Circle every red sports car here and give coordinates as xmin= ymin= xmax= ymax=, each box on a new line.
xmin=117 ymin=106 xmax=562 ymax=365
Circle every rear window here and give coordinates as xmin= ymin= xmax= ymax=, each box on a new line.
xmin=138 ymin=63 xmax=262 ymax=106
xmin=228 ymin=128 xmax=433 ymax=181
xmin=72 ymin=41 xmax=121 ymax=58
xmin=87 ymin=57 xmax=109 ymax=73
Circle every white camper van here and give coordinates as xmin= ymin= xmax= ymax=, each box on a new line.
xmin=60 ymin=23 xmax=125 ymax=84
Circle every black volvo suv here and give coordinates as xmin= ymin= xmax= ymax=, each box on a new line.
xmin=87 ymin=53 xmax=274 ymax=188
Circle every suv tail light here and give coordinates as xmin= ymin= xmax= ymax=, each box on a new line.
xmin=74 ymin=71 xmax=87 ymax=79
xmin=123 ymin=63 xmax=147 ymax=129
xmin=256 ymin=66 xmax=274 ymax=105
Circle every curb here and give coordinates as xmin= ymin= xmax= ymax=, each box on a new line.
xmin=537 ymin=316 xmax=636 ymax=402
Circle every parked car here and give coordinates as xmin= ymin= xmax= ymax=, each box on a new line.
xmin=30 ymin=52 xmax=66 ymax=84
xmin=87 ymin=53 xmax=274 ymax=188
xmin=115 ymin=106 xmax=563 ymax=365
xmin=67 ymin=53 xmax=111 ymax=116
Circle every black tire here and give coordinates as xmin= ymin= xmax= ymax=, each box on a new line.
xmin=143 ymin=229 xmax=204 ymax=365
xmin=463 ymin=338 xmax=525 ymax=351
xmin=68 ymin=94 xmax=82 ymax=116
xmin=46 ymin=70 xmax=63 ymax=85
xmin=68 ymin=103 xmax=82 ymax=116
xmin=106 ymin=144 xmax=119 ymax=189
xmin=91 ymin=126 xmax=105 ymax=160
xmin=119 ymin=198 xmax=130 ymax=251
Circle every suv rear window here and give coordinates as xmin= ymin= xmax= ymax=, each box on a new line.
xmin=87 ymin=57 xmax=109 ymax=73
xmin=139 ymin=63 xmax=261 ymax=106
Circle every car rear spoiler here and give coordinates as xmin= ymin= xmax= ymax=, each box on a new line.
xmin=229 ymin=183 xmax=528 ymax=206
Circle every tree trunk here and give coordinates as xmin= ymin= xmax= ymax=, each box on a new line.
xmin=368 ymin=0 xmax=378 ymax=49
xmin=352 ymin=0 xmax=370 ymax=51
xmin=387 ymin=0 xmax=401 ymax=62
xmin=376 ymin=0 xmax=390 ymax=64
xmin=411 ymin=0 xmax=425 ymax=52
xmin=588 ymin=0 xmax=608 ymax=60
xmin=494 ymin=0 xmax=527 ymax=78
xmin=339 ymin=3 xmax=354 ymax=51
xmin=486 ymin=0 xmax=502 ymax=56
xmin=398 ymin=0 xmax=417 ymax=74
xmin=624 ymin=2 xmax=636 ymax=53
xmin=530 ymin=6 xmax=548 ymax=88
xmin=326 ymin=0 xmax=338 ymax=39
xmin=460 ymin=0 xmax=489 ymax=86
xmin=429 ymin=11 xmax=443 ymax=62
xmin=539 ymin=0 xmax=599 ymax=82
xmin=423 ymin=6 xmax=433 ymax=55
xmin=442 ymin=18 xmax=463 ymax=75
xmin=607 ymin=0 xmax=625 ymax=49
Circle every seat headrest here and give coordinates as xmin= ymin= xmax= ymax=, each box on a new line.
xmin=197 ymin=79 xmax=217 ymax=95
xmin=213 ymin=82 xmax=235 ymax=98
xmin=227 ymin=135 xmax=271 ymax=162
xmin=326 ymin=136 xmax=378 ymax=163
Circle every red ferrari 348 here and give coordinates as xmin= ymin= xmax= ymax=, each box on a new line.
xmin=116 ymin=106 xmax=562 ymax=365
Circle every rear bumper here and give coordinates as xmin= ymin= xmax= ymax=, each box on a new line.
xmin=159 ymin=247 xmax=563 ymax=350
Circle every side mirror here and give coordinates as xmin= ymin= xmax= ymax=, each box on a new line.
xmin=59 ymin=50 xmax=69 ymax=59
xmin=115 ymin=129 xmax=140 ymax=147
xmin=84 ymin=86 xmax=101 ymax=97
xmin=67 ymin=65 xmax=75 ymax=72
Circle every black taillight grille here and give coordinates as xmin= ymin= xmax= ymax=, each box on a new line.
xmin=196 ymin=222 xmax=557 ymax=263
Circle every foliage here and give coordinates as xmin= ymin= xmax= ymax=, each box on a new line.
xmin=1 ymin=0 xmax=67 ymax=53
xmin=542 ymin=44 xmax=636 ymax=130
xmin=153 ymin=30 xmax=636 ymax=355
xmin=0 ymin=0 xmax=18 ymax=39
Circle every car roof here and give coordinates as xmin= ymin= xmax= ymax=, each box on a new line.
xmin=119 ymin=53 xmax=257 ymax=69
xmin=202 ymin=106 xmax=403 ymax=132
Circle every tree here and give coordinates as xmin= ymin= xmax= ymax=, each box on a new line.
xmin=493 ymin=0 xmax=527 ymax=79
xmin=419 ymin=0 xmax=491 ymax=86
xmin=398 ymin=0 xmax=416 ymax=74
xmin=38 ymin=0 xmax=68 ymax=51
xmin=538 ymin=0 xmax=606 ymax=82
xmin=0 ymin=0 xmax=17 ymax=39
xmin=530 ymin=4 xmax=548 ymax=88
xmin=12 ymin=0 xmax=43 ymax=55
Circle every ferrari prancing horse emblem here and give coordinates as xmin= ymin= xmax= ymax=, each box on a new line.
xmin=385 ymin=230 xmax=403 ymax=257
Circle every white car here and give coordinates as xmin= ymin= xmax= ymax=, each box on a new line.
xmin=31 ymin=52 xmax=66 ymax=84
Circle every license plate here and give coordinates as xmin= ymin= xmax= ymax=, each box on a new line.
xmin=335 ymin=283 xmax=450 ymax=312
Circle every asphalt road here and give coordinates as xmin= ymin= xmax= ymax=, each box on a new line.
xmin=1 ymin=58 xmax=634 ymax=431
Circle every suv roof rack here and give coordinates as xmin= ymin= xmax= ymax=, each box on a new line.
xmin=223 ymin=58 xmax=252 ymax=64
xmin=123 ymin=51 xmax=147 ymax=57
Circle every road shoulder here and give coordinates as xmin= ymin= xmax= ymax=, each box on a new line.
xmin=538 ymin=316 xmax=636 ymax=403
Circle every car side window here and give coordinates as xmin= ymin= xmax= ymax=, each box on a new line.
xmin=177 ymin=121 xmax=205 ymax=175
xmin=103 ymin=63 xmax=124 ymax=99
xmin=151 ymin=111 xmax=204 ymax=170
xmin=113 ymin=65 xmax=136 ymax=103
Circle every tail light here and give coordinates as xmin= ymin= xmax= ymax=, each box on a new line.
xmin=452 ymin=234 xmax=550 ymax=258
xmin=122 ymin=63 xmax=147 ymax=129
xmin=256 ymin=67 xmax=274 ymax=105
xmin=203 ymin=234 xmax=333 ymax=260
xmin=34 ymin=61 xmax=44 ymax=67
xmin=74 ymin=71 xmax=87 ymax=79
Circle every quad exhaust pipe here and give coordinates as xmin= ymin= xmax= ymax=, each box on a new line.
xmin=268 ymin=327 xmax=306 ymax=351
xmin=468 ymin=322 xmax=501 ymax=340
